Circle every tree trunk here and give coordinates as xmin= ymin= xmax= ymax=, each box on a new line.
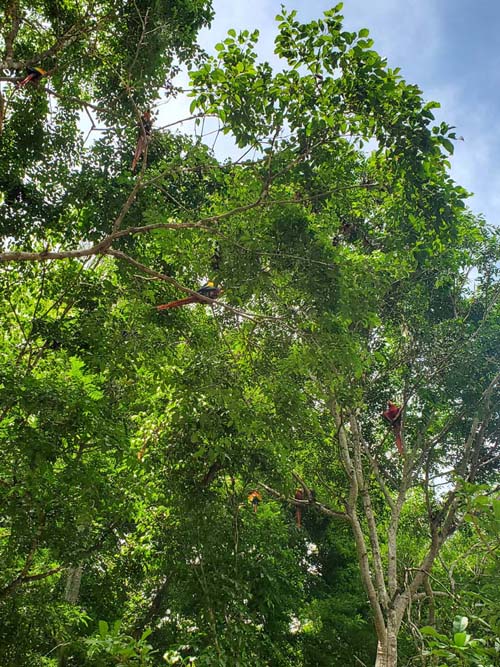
xmin=374 ymin=630 xmax=398 ymax=667
xmin=64 ymin=564 xmax=83 ymax=604
xmin=58 ymin=565 xmax=83 ymax=667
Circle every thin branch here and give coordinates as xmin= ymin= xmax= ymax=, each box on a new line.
xmin=411 ymin=589 xmax=449 ymax=601
xmin=44 ymin=85 xmax=105 ymax=113
xmin=1 ymin=10 xmax=114 ymax=71
xmin=292 ymin=471 xmax=315 ymax=502
xmin=16 ymin=565 xmax=64 ymax=584
xmin=107 ymin=248 xmax=278 ymax=322
xmin=0 ymin=242 xmax=108 ymax=262
xmin=357 ymin=424 xmax=396 ymax=510
xmin=156 ymin=113 xmax=217 ymax=131
xmin=258 ymin=482 xmax=347 ymax=520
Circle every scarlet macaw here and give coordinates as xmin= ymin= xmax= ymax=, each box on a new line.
xmin=131 ymin=110 xmax=153 ymax=171
xmin=382 ymin=401 xmax=404 ymax=456
xmin=156 ymin=282 xmax=222 ymax=311
xmin=248 ymin=490 xmax=262 ymax=513
xmin=17 ymin=66 xmax=48 ymax=87
xmin=294 ymin=488 xmax=304 ymax=528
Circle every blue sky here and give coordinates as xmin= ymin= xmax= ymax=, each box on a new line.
xmin=162 ymin=0 xmax=498 ymax=225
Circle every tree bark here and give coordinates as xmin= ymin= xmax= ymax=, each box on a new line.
xmin=374 ymin=629 xmax=398 ymax=667
xmin=64 ymin=564 xmax=83 ymax=604
xmin=58 ymin=565 xmax=83 ymax=667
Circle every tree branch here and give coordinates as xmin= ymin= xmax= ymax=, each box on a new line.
xmin=330 ymin=401 xmax=387 ymax=640
xmin=107 ymin=248 xmax=277 ymax=322
xmin=350 ymin=412 xmax=389 ymax=610
xmin=258 ymin=482 xmax=347 ymax=519
xmin=3 ymin=1 xmax=22 ymax=62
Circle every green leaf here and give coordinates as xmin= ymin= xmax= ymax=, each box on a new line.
xmin=141 ymin=628 xmax=153 ymax=641
xmin=453 ymin=616 xmax=469 ymax=633
xmin=453 ymin=632 xmax=469 ymax=647
xmin=440 ymin=137 xmax=455 ymax=154
xmin=493 ymin=498 xmax=500 ymax=522
xmin=98 ymin=620 xmax=109 ymax=638
xmin=421 ymin=626 xmax=447 ymax=641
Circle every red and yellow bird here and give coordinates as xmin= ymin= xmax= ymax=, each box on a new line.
xmin=248 ymin=490 xmax=262 ymax=513
xmin=382 ymin=401 xmax=404 ymax=456
xmin=17 ymin=66 xmax=48 ymax=87
xmin=156 ymin=282 xmax=223 ymax=311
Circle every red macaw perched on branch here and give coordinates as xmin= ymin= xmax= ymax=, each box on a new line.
xmin=17 ymin=66 xmax=48 ymax=87
xmin=294 ymin=488 xmax=304 ymax=528
xmin=131 ymin=110 xmax=153 ymax=171
xmin=248 ymin=490 xmax=262 ymax=513
xmin=156 ymin=282 xmax=223 ymax=311
xmin=382 ymin=401 xmax=404 ymax=456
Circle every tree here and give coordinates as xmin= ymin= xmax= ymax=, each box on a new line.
xmin=186 ymin=9 xmax=500 ymax=666
xmin=1 ymin=3 xmax=498 ymax=666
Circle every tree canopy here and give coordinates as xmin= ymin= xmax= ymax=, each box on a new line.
xmin=0 ymin=2 xmax=499 ymax=666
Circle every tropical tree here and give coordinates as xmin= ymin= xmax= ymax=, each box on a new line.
xmin=1 ymin=3 xmax=499 ymax=666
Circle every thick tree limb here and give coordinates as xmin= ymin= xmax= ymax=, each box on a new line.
xmin=3 ymin=1 xmax=22 ymax=62
xmin=349 ymin=412 xmax=389 ymax=610
xmin=330 ymin=401 xmax=388 ymax=641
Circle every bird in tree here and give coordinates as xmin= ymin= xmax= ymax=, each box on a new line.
xmin=156 ymin=282 xmax=223 ymax=311
xmin=131 ymin=110 xmax=153 ymax=171
xmin=248 ymin=490 xmax=262 ymax=513
xmin=382 ymin=401 xmax=404 ymax=456
xmin=294 ymin=488 xmax=304 ymax=528
xmin=17 ymin=66 xmax=48 ymax=87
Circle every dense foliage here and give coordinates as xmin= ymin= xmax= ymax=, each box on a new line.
xmin=1 ymin=2 xmax=498 ymax=666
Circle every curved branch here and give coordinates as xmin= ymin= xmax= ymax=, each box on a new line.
xmin=107 ymin=248 xmax=278 ymax=322
xmin=0 ymin=221 xmax=207 ymax=263
xmin=0 ymin=243 xmax=108 ymax=262
xmin=44 ymin=86 xmax=105 ymax=113
xmin=258 ymin=481 xmax=348 ymax=520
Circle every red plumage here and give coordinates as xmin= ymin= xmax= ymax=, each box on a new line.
xmin=18 ymin=73 xmax=37 ymax=87
xmin=393 ymin=426 xmax=404 ymax=457
xmin=382 ymin=401 xmax=404 ymax=456
xmin=17 ymin=67 xmax=47 ymax=88
xmin=156 ymin=284 xmax=222 ymax=311
xmin=131 ymin=111 xmax=153 ymax=171
xmin=294 ymin=488 xmax=304 ymax=528
xmin=131 ymin=137 xmax=146 ymax=172
xmin=383 ymin=401 xmax=401 ymax=423
xmin=156 ymin=296 xmax=199 ymax=311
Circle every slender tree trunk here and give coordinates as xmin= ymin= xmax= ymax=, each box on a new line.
xmin=133 ymin=576 xmax=170 ymax=638
xmin=64 ymin=564 xmax=83 ymax=604
xmin=58 ymin=565 xmax=83 ymax=667
xmin=375 ymin=628 xmax=398 ymax=667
